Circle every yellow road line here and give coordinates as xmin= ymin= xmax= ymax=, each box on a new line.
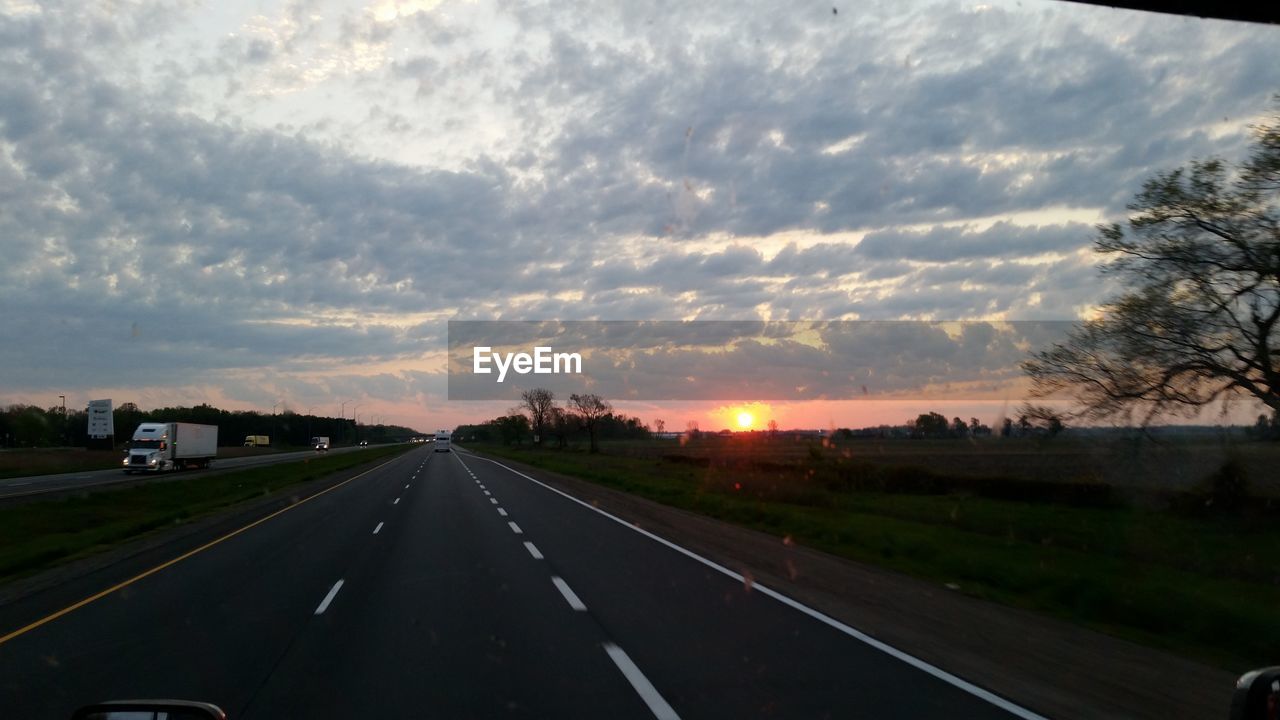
xmin=0 ymin=453 xmax=406 ymax=647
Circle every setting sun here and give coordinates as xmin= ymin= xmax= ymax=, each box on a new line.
xmin=736 ymin=411 xmax=754 ymax=429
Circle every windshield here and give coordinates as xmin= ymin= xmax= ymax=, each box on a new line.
xmin=1 ymin=2 xmax=1278 ymax=720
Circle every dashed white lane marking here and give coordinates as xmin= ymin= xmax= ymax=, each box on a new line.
xmin=524 ymin=541 xmax=543 ymax=559
xmin=497 ymin=508 xmax=508 ymax=517
xmin=490 ymin=498 xmax=498 ymax=505
xmin=467 ymin=453 xmax=1045 ymax=720
xmin=551 ymin=576 xmax=587 ymax=611
xmin=483 ymin=490 xmax=491 ymax=496
xmin=603 ymin=642 xmax=681 ymax=720
xmin=405 ymin=484 xmax=410 ymax=489
xmin=373 ymin=522 xmax=384 ymax=535
xmin=507 ymin=521 xmax=523 ymax=534
xmin=314 ymin=579 xmax=344 ymax=615
xmin=393 ymin=497 xmax=400 ymax=505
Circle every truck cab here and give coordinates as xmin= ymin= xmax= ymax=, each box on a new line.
xmin=125 ymin=423 xmax=170 ymax=471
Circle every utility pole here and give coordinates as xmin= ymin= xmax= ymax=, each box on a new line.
xmin=58 ymin=395 xmax=66 ymax=445
xmin=340 ymin=401 xmax=351 ymax=444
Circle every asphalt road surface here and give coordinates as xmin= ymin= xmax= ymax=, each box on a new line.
xmin=0 ymin=446 xmax=369 ymax=501
xmin=0 ymin=445 xmax=1045 ymax=719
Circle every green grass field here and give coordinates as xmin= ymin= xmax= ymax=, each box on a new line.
xmin=470 ymin=438 xmax=1280 ymax=670
xmin=0 ymin=444 xmax=412 ymax=584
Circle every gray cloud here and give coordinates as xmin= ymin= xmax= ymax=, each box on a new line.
xmin=1 ymin=0 xmax=1277 ymax=423
xmin=854 ymin=221 xmax=1091 ymax=262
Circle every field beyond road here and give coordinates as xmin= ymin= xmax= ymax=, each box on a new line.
xmin=466 ymin=434 xmax=1280 ymax=671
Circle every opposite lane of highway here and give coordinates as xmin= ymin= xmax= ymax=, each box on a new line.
xmin=0 ymin=445 xmax=369 ymax=502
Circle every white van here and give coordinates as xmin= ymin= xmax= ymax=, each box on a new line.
xmin=434 ymin=430 xmax=450 ymax=452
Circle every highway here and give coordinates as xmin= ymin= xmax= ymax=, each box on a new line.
xmin=0 ymin=446 xmax=370 ymax=501
xmin=0 ymin=445 xmax=1042 ymax=719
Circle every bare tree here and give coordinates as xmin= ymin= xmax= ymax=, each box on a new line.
xmin=549 ymin=406 xmax=576 ymax=448
xmin=568 ymin=393 xmax=611 ymax=453
xmin=1024 ymin=107 xmax=1280 ymax=425
xmin=654 ymin=418 xmax=665 ymax=434
xmin=520 ymin=388 xmax=555 ymax=445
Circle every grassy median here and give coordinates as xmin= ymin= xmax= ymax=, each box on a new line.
xmin=0 ymin=444 xmax=412 ymax=584
xmin=470 ymin=440 xmax=1280 ymax=671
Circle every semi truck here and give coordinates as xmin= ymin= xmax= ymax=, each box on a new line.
xmin=243 ymin=435 xmax=270 ymax=447
xmin=123 ymin=422 xmax=218 ymax=473
xmin=311 ymin=436 xmax=330 ymax=452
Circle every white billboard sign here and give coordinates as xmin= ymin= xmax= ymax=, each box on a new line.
xmin=88 ymin=399 xmax=114 ymax=438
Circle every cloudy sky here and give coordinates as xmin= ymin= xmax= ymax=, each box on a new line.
xmin=2 ymin=0 xmax=1277 ymax=431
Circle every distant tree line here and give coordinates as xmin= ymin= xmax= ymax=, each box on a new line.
xmin=0 ymin=402 xmax=420 ymax=448
xmin=1251 ymin=411 xmax=1280 ymax=441
xmin=828 ymin=406 xmax=1066 ymax=441
xmin=453 ymin=388 xmax=648 ymax=453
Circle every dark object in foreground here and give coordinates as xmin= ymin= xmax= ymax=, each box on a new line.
xmin=73 ymin=699 xmax=227 ymax=720
xmin=1062 ymin=1 xmax=1279 ymax=25
xmin=1230 ymin=667 xmax=1280 ymax=720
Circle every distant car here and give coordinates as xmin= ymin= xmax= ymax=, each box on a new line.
xmin=359 ymin=440 xmax=368 ymax=447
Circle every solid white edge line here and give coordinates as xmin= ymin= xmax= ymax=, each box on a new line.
xmin=314 ymin=579 xmax=344 ymax=615
xmin=524 ymin=541 xmax=544 ymax=559
xmin=551 ymin=575 xmax=588 ymax=611
xmin=603 ymin=642 xmax=681 ymax=720
xmin=463 ymin=451 xmax=1049 ymax=720
xmin=507 ymin=521 xmax=523 ymax=534
xmin=373 ymin=521 xmax=384 ymax=535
